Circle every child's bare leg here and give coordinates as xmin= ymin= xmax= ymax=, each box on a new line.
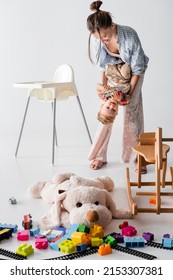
xmin=88 ymin=122 xmax=113 ymax=170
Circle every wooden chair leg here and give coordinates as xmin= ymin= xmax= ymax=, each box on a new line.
xmin=137 ymin=155 xmax=142 ymax=187
xmin=161 ymin=160 xmax=167 ymax=188
xmin=155 ymin=156 xmax=161 ymax=214
xmin=126 ymin=168 xmax=138 ymax=215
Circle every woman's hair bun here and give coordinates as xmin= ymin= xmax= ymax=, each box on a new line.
xmin=90 ymin=1 xmax=103 ymax=12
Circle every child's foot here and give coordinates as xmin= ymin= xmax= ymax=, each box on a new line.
xmin=90 ymin=160 xmax=107 ymax=170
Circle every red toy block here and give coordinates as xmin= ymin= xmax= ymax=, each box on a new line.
xmin=17 ymin=230 xmax=29 ymax=241
xmin=122 ymin=226 xmax=137 ymax=237
xmin=119 ymin=221 xmax=129 ymax=229
xmin=35 ymin=238 xmax=48 ymax=249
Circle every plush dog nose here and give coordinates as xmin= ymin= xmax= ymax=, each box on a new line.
xmin=86 ymin=210 xmax=99 ymax=222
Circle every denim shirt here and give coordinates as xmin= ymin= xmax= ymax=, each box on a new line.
xmin=93 ymin=24 xmax=149 ymax=75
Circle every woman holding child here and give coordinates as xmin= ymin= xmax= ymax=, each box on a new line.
xmin=86 ymin=1 xmax=149 ymax=172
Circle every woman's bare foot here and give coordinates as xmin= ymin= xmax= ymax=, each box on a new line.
xmin=90 ymin=160 xmax=107 ymax=170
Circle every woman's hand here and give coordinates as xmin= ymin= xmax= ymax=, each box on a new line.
xmin=96 ymin=83 xmax=111 ymax=99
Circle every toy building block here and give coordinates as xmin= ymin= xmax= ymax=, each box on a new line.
xmin=122 ymin=226 xmax=137 ymax=237
xmin=163 ymin=233 xmax=170 ymax=238
xmin=46 ymin=234 xmax=58 ymax=242
xmin=22 ymin=214 xmax=33 ymax=230
xmin=29 ymin=228 xmax=40 ymax=237
xmin=50 ymin=241 xmax=60 ymax=251
xmin=112 ymin=233 xmax=124 ymax=243
xmin=125 ymin=237 xmax=145 ymax=248
xmin=16 ymin=244 xmax=34 ymax=257
xmin=48 ymin=235 xmax=64 ymax=243
xmin=42 ymin=230 xmax=52 ymax=236
xmin=0 ymin=228 xmax=13 ymax=241
xmin=51 ymin=229 xmax=64 ymax=237
xmin=162 ymin=237 xmax=173 ymax=248
xmin=104 ymin=235 xmax=117 ymax=247
xmin=58 ymin=239 xmax=76 ymax=254
xmin=66 ymin=224 xmax=79 ymax=238
xmin=35 ymin=238 xmax=48 ymax=249
xmin=53 ymin=226 xmax=66 ymax=235
xmin=17 ymin=230 xmax=29 ymax=241
xmin=90 ymin=224 xmax=104 ymax=238
xmin=142 ymin=232 xmax=154 ymax=241
xmin=119 ymin=221 xmax=129 ymax=229
xmin=91 ymin=237 xmax=103 ymax=247
xmin=98 ymin=244 xmax=112 ymax=256
xmin=35 ymin=233 xmax=46 ymax=239
xmin=71 ymin=232 xmax=86 ymax=244
xmin=76 ymin=243 xmax=88 ymax=252
xmin=9 ymin=196 xmax=17 ymax=204
xmin=77 ymin=225 xmax=90 ymax=234
xmin=0 ymin=223 xmax=18 ymax=233
xmin=149 ymin=197 xmax=156 ymax=204
xmin=85 ymin=233 xmax=92 ymax=245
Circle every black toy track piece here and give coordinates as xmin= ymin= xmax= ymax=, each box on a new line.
xmin=113 ymin=244 xmax=157 ymax=260
xmin=44 ymin=232 xmax=157 ymax=260
xmin=146 ymin=241 xmax=173 ymax=250
xmin=44 ymin=247 xmax=98 ymax=260
xmin=0 ymin=247 xmax=27 ymax=260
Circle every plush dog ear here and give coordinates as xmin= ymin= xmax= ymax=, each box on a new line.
xmin=39 ymin=191 xmax=67 ymax=229
xmin=104 ymin=190 xmax=132 ymax=219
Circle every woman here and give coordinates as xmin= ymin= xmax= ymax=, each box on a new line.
xmin=87 ymin=1 xmax=149 ymax=172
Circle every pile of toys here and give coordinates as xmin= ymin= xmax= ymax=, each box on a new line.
xmin=0 ymin=217 xmax=173 ymax=259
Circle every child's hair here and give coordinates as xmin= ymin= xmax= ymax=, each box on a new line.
xmin=86 ymin=1 xmax=113 ymax=64
xmin=97 ymin=110 xmax=116 ymax=124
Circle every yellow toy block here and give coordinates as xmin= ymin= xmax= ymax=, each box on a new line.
xmin=91 ymin=237 xmax=103 ymax=247
xmin=90 ymin=224 xmax=104 ymax=238
xmin=16 ymin=243 xmax=34 ymax=257
xmin=71 ymin=231 xmax=86 ymax=244
xmin=58 ymin=239 xmax=76 ymax=254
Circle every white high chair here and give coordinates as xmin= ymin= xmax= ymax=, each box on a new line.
xmin=14 ymin=64 xmax=92 ymax=165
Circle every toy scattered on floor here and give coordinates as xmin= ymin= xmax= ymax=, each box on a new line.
xmin=0 ymin=228 xmax=13 ymax=241
xmin=98 ymin=244 xmax=112 ymax=256
xmin=162 ymin=237 xmax=173 ymax=249
xmin=119 ymin=221 xmax=137 ymax=236
xmin=0 ymin=223 xmax=18 ymax=233
xmin=142 ymin=232 xmax=154 ymax=241
xmin=125 ymin=237 xmax=145 ymax=248
xmin=17 ymin=230 xmax=29 ymax=241
xmin=16 ymin=244 xmax=34 ymax=257
xmin=9 ymin=196 xmax=17 ymax=205
xmin=22 ymin=214 xmax=33 ymax=230
xmin=27 ymin=173 xmax=132 ymax=229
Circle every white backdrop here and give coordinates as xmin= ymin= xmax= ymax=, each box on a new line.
xmin=0 ymin=0 xmax=172 ymax=139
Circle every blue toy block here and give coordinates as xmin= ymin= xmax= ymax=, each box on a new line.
xmin=76 ymin=243 xmax=88 ymax=252
xmin=53 ymin=226 xmax=66 ymax=235
xmin=29 ymin=228 xmax=40 ymax=236
xmin=125 ymin=237 xmax=145 ymax=248
xmin=0 ymin=223 xmax=18 ymax=233
xmin=66 ymin=224 xmax=79 ymax=238
xmin=50 ymin=241 xmax=60 ymax=251
xmin=162 ymin=237 xmax=173 ymax=248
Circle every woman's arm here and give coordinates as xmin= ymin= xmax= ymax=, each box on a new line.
xmin=101 ymin=71 xmax=108 ymax=86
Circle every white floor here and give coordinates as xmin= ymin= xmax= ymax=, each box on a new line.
xmin=0 ymin=128 xmax=173 ymax=260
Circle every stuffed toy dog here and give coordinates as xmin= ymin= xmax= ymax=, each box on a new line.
xmin=27 ymin=173 xmax=132 ymax=229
